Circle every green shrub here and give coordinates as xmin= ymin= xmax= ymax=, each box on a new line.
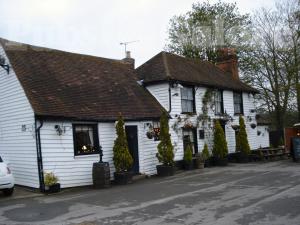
xmin=44 ymin=172 xmax=58 ymax=186
xmin=113 ymin=114 xmax=133 ymax=172
xmin=184 ymin=144 xmax=193 ymax=164
xmin=236 ymin=116 xmax=251 ymax=155
xmin=212 ymin=120 xmax=228 ymax=159
xmin=156 ymin=111 xmax=174 ymax=166
xmin=202 ymin=143 xmax=210 ymax=160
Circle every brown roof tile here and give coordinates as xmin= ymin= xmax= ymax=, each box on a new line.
xmin=137 ymin=51 xmax=258 ymax=93
xmin=0 ymin=38 xmax=164 ymax=121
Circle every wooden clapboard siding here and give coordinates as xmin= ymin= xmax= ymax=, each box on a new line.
xmin=257 ymin=125 xmax=270 ymax=148
xmin=0 ymin=44 xmax=39 ymax=188
xmin=147 ymin=83 xmax=169 ymax=110
xmin=146 ymin=83 xmax=268 ymax=157
xmin=40 ymin=120 xmax=159 ymax=188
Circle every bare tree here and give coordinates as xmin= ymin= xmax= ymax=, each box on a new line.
xmin=242 ymin=2 xmax=298 ymax=130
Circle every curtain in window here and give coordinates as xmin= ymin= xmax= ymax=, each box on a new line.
xmin=75 ymin=125 xmax=95 ymax=154
xmin=181 ymin=87 xmax=194 ymax=113
xmin=215 ymin=91 xmax=223 ymax=115
xmin=233 ymin=92 xmax=243 ymax=114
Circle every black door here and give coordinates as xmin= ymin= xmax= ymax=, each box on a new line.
xmin=125 ymin=126 xmax=139 ymax=174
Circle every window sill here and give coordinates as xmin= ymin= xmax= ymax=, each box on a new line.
xmin=74 ymin=152 xmax=100 ymax=157
xmin=181 ymin=112 xmax=197 ymax=116
xmin=234 ymin=113 xmax=244 ymax=116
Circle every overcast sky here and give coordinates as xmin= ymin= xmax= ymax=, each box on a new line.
xmin=0 ymin=0 xmax=277 ymax=66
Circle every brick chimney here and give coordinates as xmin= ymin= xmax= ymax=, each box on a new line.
xmin=216 ymin=48 xmax=239 ymax=80
xmin=122 ymin=51 xmax=135 ymax=69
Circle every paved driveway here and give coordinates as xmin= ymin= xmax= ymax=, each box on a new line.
xmin=0 ymin=160 xmax=299 ymax=225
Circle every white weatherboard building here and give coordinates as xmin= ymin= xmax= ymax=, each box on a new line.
xmin=137 ymin=51 xmax=270 ymax=160
xmin=0 ymin=38 xmax=269 ymax=191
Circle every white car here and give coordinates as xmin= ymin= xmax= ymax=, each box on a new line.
xmin=0 ymin=156 xmax=14 ymax=196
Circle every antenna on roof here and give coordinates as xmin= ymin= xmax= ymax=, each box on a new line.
xmin=120 ymin=40 xmax=139 ymax=55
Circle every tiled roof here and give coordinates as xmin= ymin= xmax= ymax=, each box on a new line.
xmin=137 ymin=51 xmax=258 ymax=93
xmin=0 ymin=38 xmax=164 ymax=121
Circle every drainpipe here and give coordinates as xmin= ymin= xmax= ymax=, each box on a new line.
xmin=168 ymin=82 xmax=172 ymax=113
xmin=35 ymin=119 xmax=44 ymax=192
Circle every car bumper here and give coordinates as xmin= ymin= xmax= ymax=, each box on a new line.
xmin=0 ymin=174 xmax=14 ymax=189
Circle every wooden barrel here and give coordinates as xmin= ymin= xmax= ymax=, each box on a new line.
xmin=92 ymin=162 xmax=111 ymax=188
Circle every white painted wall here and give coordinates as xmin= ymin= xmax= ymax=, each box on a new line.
xmin=146 ymin=82 xmax=266 ymax=159
xmin=0 ymin=44 xmax=39 ymax=188
xmin=257 ymin=125 xmax=270 ymax=148
xmin=40 ymin=120 xmax=159 ymax=188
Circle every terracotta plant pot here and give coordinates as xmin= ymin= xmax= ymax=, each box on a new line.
xmin=156 ymin=165 xmax=175 ymax=177
xmin=114 ymin=171 xmax=133 ymax=185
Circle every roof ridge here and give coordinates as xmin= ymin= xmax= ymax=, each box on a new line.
xmin=0 ymin=37 xmax=124 ymax=65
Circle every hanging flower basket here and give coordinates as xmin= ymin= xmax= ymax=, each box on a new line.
xmin=231 ymin=125 xmax=240 ymax=131
xmin=184 ymin=121 xmax=194 ymax=129
xmin=257 ymin=131 xmax=261 ymax=136
xmin=146 ymin=131 xmax=154 ymax=139
xmin=250 ymin=123 xmax=257 ymax=129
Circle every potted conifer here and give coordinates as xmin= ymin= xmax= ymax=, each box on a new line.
xmin=44 ymin=172 xmax=60 ymax=193
xmin=113 ymin=115 xmax=134 ymax=185
xmin=236 ymin=116 xmax=251 ymax=163
xmin=183 ymin=144 xmax=193 ymax=170
xmin=212 ymin=120 xmax=229 ymax=166
xmin=156 ymin=111 xmax=175 ymax=176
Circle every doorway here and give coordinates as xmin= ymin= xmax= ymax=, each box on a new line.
xmin=125 ymin=126 xmax=140 ymax=174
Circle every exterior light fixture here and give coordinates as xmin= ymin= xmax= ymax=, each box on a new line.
xmin=0 ymin=55 xmax=10 ymax=74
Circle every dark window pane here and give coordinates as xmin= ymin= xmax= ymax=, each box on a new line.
xmin=73 ymin=124 xmax=99 ymax=156
xmin=233 ymin=92 xmax=243 ymax=114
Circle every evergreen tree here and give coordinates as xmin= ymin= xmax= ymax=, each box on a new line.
xmin=113 ymin=115 xmax=133 ymax=172
xmin=202 ymin=143 xmax=210 ymax=161
xmin=236 ymin=116 xmax=251 ymax=155
xmin=212 ymin=120 xmax=228 ymax=158
xmin=156 ymin=111 xmax=174 ymax=166
xmin=184 ymin=143 xmax=193 ymax=164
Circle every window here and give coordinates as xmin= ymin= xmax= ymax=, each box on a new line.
xmin=181 ymin=86 xmax=195 ymax=113
xmin=214 ymin=90 xmax=224 ymax=115
xmin=199 ymin=130 xmax=205 ymax=139
xmin=183 ymin=128 xmax=198 ymax=154
xmin=73 ymin=124 xmax=99 ymax=156
xmin=233 ymin=92 xmax=243 ymax=115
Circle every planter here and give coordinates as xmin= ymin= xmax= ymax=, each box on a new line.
xmin=92 ymin=162 xmax=110 ymax=188
xmin=236 ymin=152 xmax=249 ymax=163
xmin=193 ymin=157 xmax=204 ymax=169
xmin=44 ymin=183 xmax=60 ymax=194
xmin=204 ymin=159 xmax=211 ymax=168
xmin=215 ymin=157 xmax=228 ymax=166
xmin=156 ymin=165 xmax=175 ymax=177
xmin=183 ymin=162 xmax=193 ymax=170
xmin=114 ymin=171 xmax=133 ymax=185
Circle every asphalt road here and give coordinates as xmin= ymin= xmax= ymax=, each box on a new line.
xmin=0 ymin=160 xmax=299 ymax=225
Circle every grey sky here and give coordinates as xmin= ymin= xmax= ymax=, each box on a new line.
xmin=0 ymin=0 xmax=276 ymax=66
